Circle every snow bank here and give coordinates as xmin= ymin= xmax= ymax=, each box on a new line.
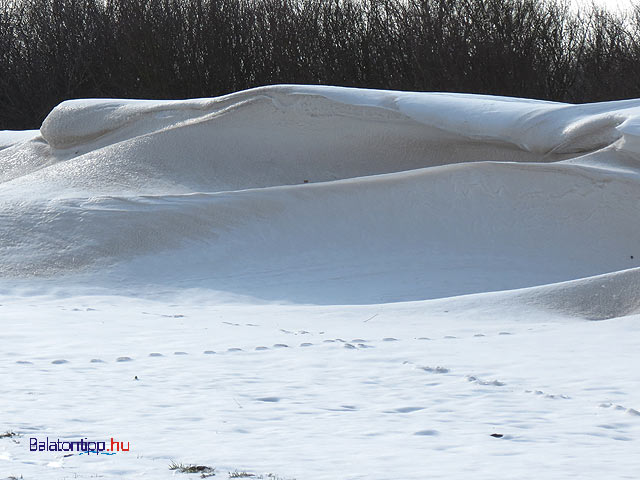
xmin=1 ymin=85 xmax=639 ymax=318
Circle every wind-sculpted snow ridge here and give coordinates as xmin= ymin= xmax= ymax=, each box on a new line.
xmin=1 ymin=85 xmax=639 ymax=318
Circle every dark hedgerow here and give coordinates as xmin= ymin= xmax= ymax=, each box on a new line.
xmin=1 ymin=0 xmax=640 ymax=130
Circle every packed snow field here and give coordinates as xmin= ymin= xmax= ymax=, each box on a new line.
xmin=1 ymin=85 xmax=639 ymax=479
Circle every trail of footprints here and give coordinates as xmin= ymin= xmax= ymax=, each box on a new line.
xmin=12 ymin=328 xmax=639 ymax=418
xmin=14 ymin=329 xmax=517 ymax=366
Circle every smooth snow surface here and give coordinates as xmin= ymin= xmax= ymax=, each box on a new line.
xmin=0 ymin=130 xmax=39 ymax=151
xmin=2 ymin=85 xmax=639 ymax=479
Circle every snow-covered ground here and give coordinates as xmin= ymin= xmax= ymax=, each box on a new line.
xmin=1 ymin=85 xmax=639 ymax=479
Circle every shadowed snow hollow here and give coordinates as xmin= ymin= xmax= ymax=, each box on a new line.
xmin=1 ymin=85 xmax=639 ymax=315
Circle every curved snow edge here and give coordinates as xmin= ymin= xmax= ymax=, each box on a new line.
xmin=38 ymin=85 xmax=640 ymax=156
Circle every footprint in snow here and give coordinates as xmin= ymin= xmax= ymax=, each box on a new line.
xmin=90 ymin=358 xmax=105 ymax=363
xmin=421 ymin=366 xmax=449 ymax=374
xmin=116 ymin=356 xmax=133 ymax=362
xmin=600 ymin=403 xmax=640 ymax=416
xmin=51 ymin=359 xmax=69 ymax=364
xmin=467 ymin=375 xmax=505 ymax=386
xmin=149 ymin=353 xmax=164 ymax=357
xmin=203 ymin=350 xmax=216 ymax=354
xmin=255 ymin=346 xmax=269 ymax=351
xmin=525 ymin=389 xmax=569 ymax=399
xmin=16 ymin=360 xmax=32 ymax=364
xmin=389 ymin=406 xmax=424 ymax=413
xmin=299 ymin=343 xmax=313 ymax=347
xmin=273 ymin=344 xmax=289 ymax=348
xmin=174 ymin=351 xmax=188 ymax=355
xmin=326 ymin=405 xmax=358 ymax=411
xmin=382 ymin=337 xmax=398 ymax=342
xmin=404 ymin=361 xmax=449 ymax=374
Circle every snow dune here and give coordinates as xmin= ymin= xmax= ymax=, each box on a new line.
xmin=1 ymin=85 xmax=639 ymax=317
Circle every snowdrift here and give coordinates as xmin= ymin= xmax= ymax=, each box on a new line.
xmin=1 ymin=85 xmax=639 ymax=318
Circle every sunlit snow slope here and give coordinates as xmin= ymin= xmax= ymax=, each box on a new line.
xmin=1 ymin=85 xmax=639 ymax=316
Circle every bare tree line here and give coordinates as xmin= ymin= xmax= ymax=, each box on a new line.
xmin=1 ymin=0 xmax=640 ymax=129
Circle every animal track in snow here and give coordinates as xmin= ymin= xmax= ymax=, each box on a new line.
xmin=387 ymin=406 xmax=424 ymax=413
xmin=256 ymin=397 xmax=280 ymax=403
xmin=599 ymin=402 xmax=640 ymax=417
xmin=420 ymin=366 xmax=450 ymax=374
xmin=14 ymin=331 xmax=475 ymax=369
xmin=280 ymin=329 xmax=310 ymax=335
xmin=325 ymin=405 xmax=358 ymax=412
xmin=525 ymin=389 xmax=570 ymax=400
xmin=466 ymin=375 xmax=505 ymax=386
xmin=403 ymin=361 xmax=450 ymax=375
